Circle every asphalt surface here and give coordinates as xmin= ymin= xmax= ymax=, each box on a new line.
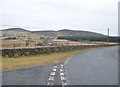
xmin=2 ymin=46 xmax=118 ymax=85
xmin=65 ymin=46 xmax=118 ymax=85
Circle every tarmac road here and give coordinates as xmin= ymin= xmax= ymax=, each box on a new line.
xmin=65 ymin=46 xmax=118 ymax=85
xmin=2 ymin=46 xmax=118 ymax=86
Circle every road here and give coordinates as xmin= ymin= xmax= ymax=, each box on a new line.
xmin=65 ymin=46 xmax=118 ymax=85
xmin=2 ymin=46 xmax=118 ymax=86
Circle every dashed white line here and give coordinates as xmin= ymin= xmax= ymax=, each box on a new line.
xmin=53 ymin=65 xmax=57 ymax=68
xmin=60 ymin=72 xmax=65 ymax=76
xmin=62 ymin=82 xmax=67 ymax=86
xmin=47 ymin=65 xmax=57 ymax=86
xmin=61 ymin=76 xmax=66 ymax=81
xmin=50 ymin=72 xmax=56 ymax=76
xmin=60 ymin=64 xmax=68 ymax=86
xmin=61 ymin=64 xmax=63 ymax=67
xmin=60 ymin=69 xmax=64 ymax=72
xmin=48 ymin=76 xmax=54 ymax=81
xmin=53 ymin=68 xmax=57 ymax=71
xmin=47 ymin=64 xmax=68 ymax=86
xmin=47 ymin=82 xmax=53 ymax=86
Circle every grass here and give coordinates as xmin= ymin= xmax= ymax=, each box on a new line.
xmin=2 ymin=50 xmax=81 ymax=71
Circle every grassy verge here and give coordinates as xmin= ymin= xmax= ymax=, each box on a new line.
xmin=2 ymin=50 xmax=81 ymax=71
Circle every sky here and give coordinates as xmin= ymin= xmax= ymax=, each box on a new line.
xmin=1 ymin=0 xmax=119 ymax=36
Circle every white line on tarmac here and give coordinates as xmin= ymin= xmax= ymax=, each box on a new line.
xmin=47 ymin=82 xmax=53 ymax=86
xmin=60 ymin=64 xmax=68 ymax=86
xmin=53 ymin=65 xmax=57 ymax=68
xmin=61 ymin=76 xmax=66 ymax=81
xmin=47 ymin=64 xmax=68 ymax=86
xmin=47 ymin=65 xmax=58 ymax=86
xmin=60 ymin=72 xmax=65 ymax=76
xmin=65 ymin=57 xmax=72 ymax=64
xmin=50 ymin=72 xmax=56 ymax=76
xmin=61 ymin=64 xmax=63 ymax=67
xmin=53 ymin=68 xmax=57 ymax=71
xmin=60 ymin=69 xmax=64 ymax=72
xmin=62 ymin=82 xmax=67 ymax=86
xmin=48 ymin=76 xmax=54 ymax=81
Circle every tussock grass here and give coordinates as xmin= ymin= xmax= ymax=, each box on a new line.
xmin=2 ymin=50 xmax=81 ymax=70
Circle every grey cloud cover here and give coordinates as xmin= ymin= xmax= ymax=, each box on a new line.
xmin=1 ymin=0 xmax=119 ymax=36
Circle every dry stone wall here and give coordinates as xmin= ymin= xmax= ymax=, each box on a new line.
xmin=2 ymin=44 xmax=115 ymax=58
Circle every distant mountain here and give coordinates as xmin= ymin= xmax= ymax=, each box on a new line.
xmin=1 ymin=28 xmax=119 ymax=42
xmin=32 ymin=30 xmax=57 ymax=37
xmin=1 ymin=28 xmax=31 ymax=37
xmin=2 ymin=28 xmax=30 ymax=32
xmin=1 ymin=28 xmax=42 ymax=41
xmin=1 ymin=28 xmax=106 ymax=38
xmin=32 ymin=29 xmax=106 ymax=38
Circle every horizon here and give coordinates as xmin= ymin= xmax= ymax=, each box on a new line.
xmin=1 ymin=27 xmax=119 ymax=36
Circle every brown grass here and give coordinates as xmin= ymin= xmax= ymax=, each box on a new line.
xmin=2 ymin=50 xmax=81 ymax=71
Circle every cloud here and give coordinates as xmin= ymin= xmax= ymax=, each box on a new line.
xmin=1 ymin=0 xmax=119 ymax=36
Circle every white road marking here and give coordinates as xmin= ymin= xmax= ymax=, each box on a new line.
xmin=47 ymin=64 xmax=68 ymax=86
xmin=60 ymin=69 xmax=64 ymax=72
xmin=62 ymin=82 xmax=67 ymax=86
xmin=48 ymin=76 xmax=54 ymax=81
xmin=60 ymin=72 xmax=65 ymax=76
xmin=54 ymin=65 xmax=57 ymax=68
xmin=53 ymin=68 xmax=57 ymax=71
xmin=61 ymin=64 xmax=63 ymax=67
xmin=47 ymin=82 xmax=53 ymax=86
xmin=47 ymin=82 xmax=50 ymax=85
xmin=50 ymin=72 xmax=55 ymax=76
xmin=61 ymin=76 xmax=66 ymax=81
xmin=65 ymin=57 xmax=72 ymax=64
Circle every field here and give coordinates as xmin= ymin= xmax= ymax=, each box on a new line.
xmin=1 ymin=39 xmax=44 ymax=49
xmin=1 ymin=39 xmax=117 ymax=49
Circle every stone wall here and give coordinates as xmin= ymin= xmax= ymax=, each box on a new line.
xmin=1 ymin=44 xmax=115 ymax=58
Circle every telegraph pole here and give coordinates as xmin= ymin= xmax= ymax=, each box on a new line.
xmin=107 ymin=28 xmax=109 ymax=45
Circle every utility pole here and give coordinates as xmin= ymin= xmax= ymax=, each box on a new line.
xmin=107 ymin=28 xmax=110 ymax=45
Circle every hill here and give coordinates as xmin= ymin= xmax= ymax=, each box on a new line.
xmin=2 ymin=28 xmax=30 ymax=32
xmin=1 ymin=28 xmax=42 ymax=42
xmin=1 ymin=28 xmax=106 ymax=38
xmin=1 ymin=28 xmax=31 ymax=36
xmin=1 ymin=28 xmax=119 ymax=42
xmin=32 ymin=29 xmax=106 ymax=38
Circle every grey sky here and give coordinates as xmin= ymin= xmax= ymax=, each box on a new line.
xmin=1 ymin=0 xmax=119 ymax=36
